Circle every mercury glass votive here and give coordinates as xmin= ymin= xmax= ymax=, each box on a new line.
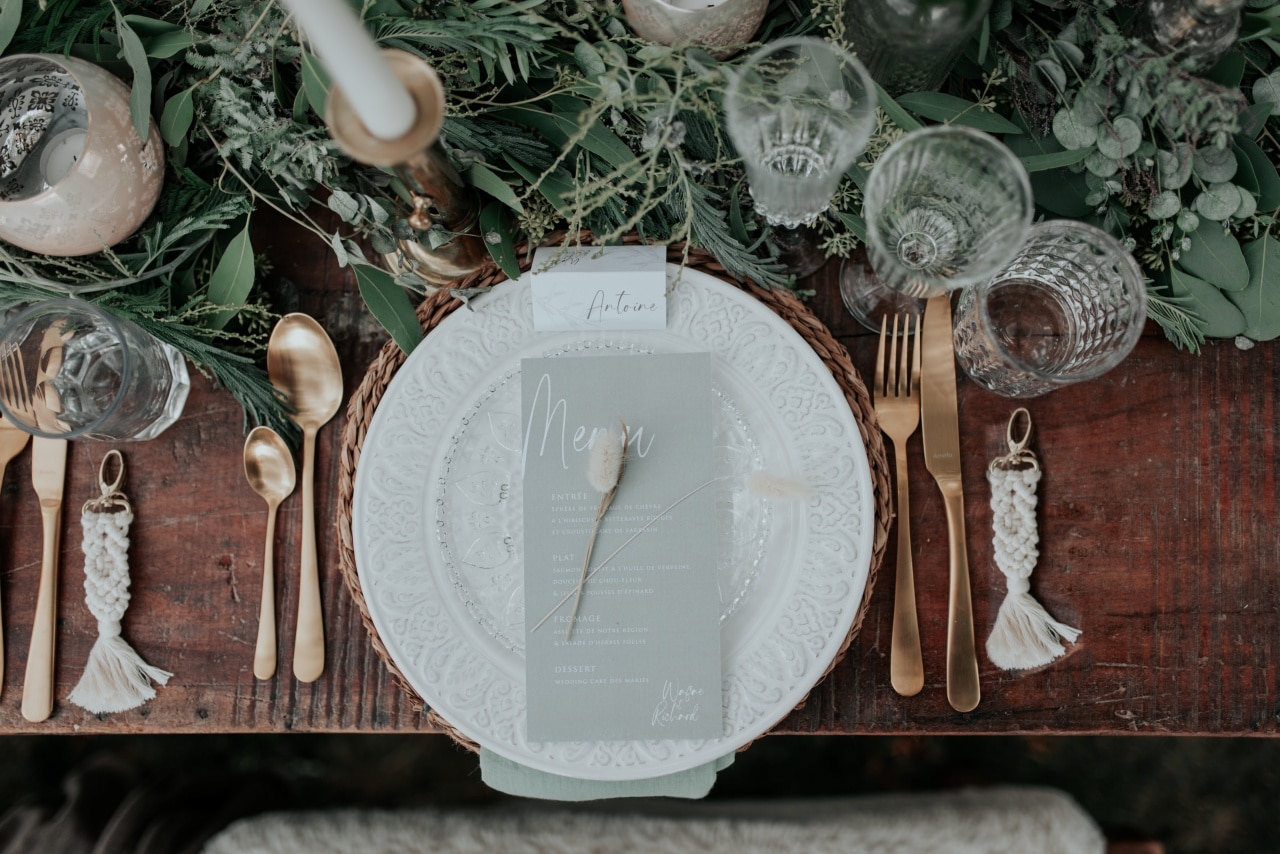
xmin=0 ymin=54 xmax=164 ymax=256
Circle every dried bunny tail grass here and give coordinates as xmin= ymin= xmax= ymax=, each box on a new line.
xmin=587 ymin=421 xmax=628 ymax=494
xmin=747 ymin=471 xmax=813 ymax=500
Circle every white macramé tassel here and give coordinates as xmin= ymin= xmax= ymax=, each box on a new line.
xmin=985 ymin=410 xmax=1080 ymax=671
xmin=68 ymin=453 xmax=172 ymax=714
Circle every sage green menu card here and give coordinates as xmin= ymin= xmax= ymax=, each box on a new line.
xmin=521 ymin=352 xmax=722 ymax=742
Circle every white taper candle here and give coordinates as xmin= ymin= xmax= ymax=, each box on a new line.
xmin=278 ymin=0 xmax=416 ymax=140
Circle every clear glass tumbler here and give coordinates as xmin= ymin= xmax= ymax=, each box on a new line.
xmin=841 ymin=125 xmax=1033 ymax=329
xmin=952 ymin=221 xmax=1148 ymax=398
xmin=0 ymin=299 xmax=190 ymax=440
xmin=724 ymin=37 xmax=876 ymax=229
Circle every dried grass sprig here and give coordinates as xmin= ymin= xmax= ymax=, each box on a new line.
xmin=531 ymin=469 xmax=811 ymax=635
xmin=564 ymin=420 xmax=629 ymax=640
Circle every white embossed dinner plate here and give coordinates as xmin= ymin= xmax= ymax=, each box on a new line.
xmin=352 ymin=265 xmax=873 ymax=780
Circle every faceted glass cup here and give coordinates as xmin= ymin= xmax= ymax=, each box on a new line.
xmin=724 ymin=36 xmax=876 ymax=228
xmin=953 ymin=221 xmax=1148 ymax=398
xmin=0 ymin=299 xmax=189 ymax=440
xmin=863 ymin=125 xmax=1033 ymax=298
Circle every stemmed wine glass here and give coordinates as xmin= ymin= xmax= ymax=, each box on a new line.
xmin=839 ymin=125 xmax=1034 ymax=329
xmin=724 ymin=37 xmax=876 ymax=277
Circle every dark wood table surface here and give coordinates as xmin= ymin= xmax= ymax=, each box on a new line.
xmin=0 ymin=219 xmax=1275 ymax=737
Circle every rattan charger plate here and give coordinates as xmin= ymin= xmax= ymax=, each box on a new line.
xmin=335 ymin=240 xmax=891 ymax=749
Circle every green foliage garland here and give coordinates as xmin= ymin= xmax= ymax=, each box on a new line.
xmin=0 ymin=0 xmax=1276 ymax=438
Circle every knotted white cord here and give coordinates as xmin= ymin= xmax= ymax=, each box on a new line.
xmin=985 ymin=410 xmax=1081 ymax=671
xmin=68 ymin=451 xmax=171 ymax=714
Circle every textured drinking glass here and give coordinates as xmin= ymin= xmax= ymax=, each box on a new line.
xmin=0 ymin=300 xmax=189 ymax=440
xmin=952 ymin=221 xmax=1148 ymax=398
xmin=724 ymin=37 xmax=876 ymax=228
xmin=843 ymin=0 xmax=994 ymax=96
xmin=864 ymin=126 xmax=1033 ymax=298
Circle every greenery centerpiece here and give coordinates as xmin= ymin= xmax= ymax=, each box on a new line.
xmin=0 ymin=0 xmax=1277 ymax=430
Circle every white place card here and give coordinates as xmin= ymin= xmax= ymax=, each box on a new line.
xmin=529 ymin=245 xmax=668 ymax=331
xmin=521 ymin=352 xmax=722 ymax=743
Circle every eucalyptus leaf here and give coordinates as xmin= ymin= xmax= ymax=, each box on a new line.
xmin=1204 ymin=50 xmax=1245 ymax=87
xmin=1035 ymin=57 xmax=1067 ymax=93
xmin=480 ymin=202 xmax=521 ymax=280
xmin=326 ymin=190 xmax=361 ymax=223
xmin=504 ymin=156 xmax=575 ymax=218
xmin=1239 ymin=100 xmax=1273 ymax=137
xmin=1251 ymin=68 xmax=1280 ymax=115
xmin=1234 ymin=188 xmax=1258 ymax=219
xmin=1193 ymin=183 xmax=1243 ymax=221
xmin=301 ymin=53 xmax=331 ymax=118
xmin=834 ymin=210 xmax=867 ymax=242
xmin=1031 ymin=167 xmax=1093 ymax=216
xmin=114 ymin=11 xmax=153 ymax=142
xmin=1228 ymin=235 xmax=1280 ymax=340
xmin=0 ymin=0 xmax=20 ymax=55
xmin=1193 ymin=146 xmax=1238 ymax=183
xmin=896 ymin=92 xmax=1022 ymax=133
xmin=1147 ymin=191 xmax=1181 ymax=219
xmin=1096 ymin=116 xmax=1142 ymax=159
xmin=1085 ymin=151 xmax=1121 ymax=177
xmin=573 ymin=41 xmax=606 ymax=77
xmin=1235 ymin=135 xmax=1280 ymax=210
xmin=874 ymin=84 xmax=922 ymax=132
xmin=1070 ymin=94 xmax=1106 ymax=126
xmin=1167 ymin=267 xmax=1247 ymax=338
xmin=1179 ymin=221 xmax=1250 ymax=290
xmin=123 ymin=16 xmax=195 ymax=58
xmin=467 ymin=162 xmax=524 ymax=214
xmin=1052 ymin=107 xmax=1097 ymax=150
xmin=206 ymin=221 xmax=255 ymax=331
xmin=353 ymin=263 xmax=422 ymax=354
xmin=1052 ymin=38 xmax=1085 ymax=68
xmin=1019 ymin=148 xmax=1091 ymax=172
xmin=1156 ymin=146 xmax=1193 ymax=190
xmin=159 ymin=86 xmax=194 ymax=147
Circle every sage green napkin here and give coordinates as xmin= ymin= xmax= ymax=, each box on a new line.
xmin=480 ymin=749 xmax=734 ymax=801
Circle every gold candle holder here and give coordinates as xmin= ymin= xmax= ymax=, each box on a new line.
xmin=324 ymin=50 xmax=487 ymax=286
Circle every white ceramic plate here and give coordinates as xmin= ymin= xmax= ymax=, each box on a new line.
xmin=352 ymin=266 xmax=874 ymax=780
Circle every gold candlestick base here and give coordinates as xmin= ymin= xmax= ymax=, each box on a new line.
xmin=324 ymin=50 xmax=487 ymax=287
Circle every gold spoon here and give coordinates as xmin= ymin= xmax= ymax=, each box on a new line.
xmin=244 ymin=426 xmax=296 ymax=680
xmin=267 ymin=314 xmax=343 ymax=683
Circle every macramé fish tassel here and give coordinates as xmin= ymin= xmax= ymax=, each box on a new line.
xmin=985 ymin=409 xmax=1080 ymax=671
xmin=68 ymin=451 xmax=172 ymax=714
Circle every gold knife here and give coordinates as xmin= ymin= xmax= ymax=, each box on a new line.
xmin=920 ymin=294 xmax=980 ymax=713
xmin=22 ymin=434 xmax=66 ymax=722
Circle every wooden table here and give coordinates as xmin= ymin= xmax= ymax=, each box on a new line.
xmin=0 ymin=222 xmax=1275 ymax=737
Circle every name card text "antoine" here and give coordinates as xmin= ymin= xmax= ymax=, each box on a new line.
xmin=529 ymin=245 xmax=667 ymax=331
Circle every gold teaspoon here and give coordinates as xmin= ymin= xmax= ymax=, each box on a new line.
xmin=244 ymin=426 xmax=296 ymax=680
xmin=267 ymin=314 xmax=343 ymax=683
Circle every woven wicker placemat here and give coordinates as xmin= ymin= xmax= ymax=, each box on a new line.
xmin=335 ymin=240 xmax=891 ymax=745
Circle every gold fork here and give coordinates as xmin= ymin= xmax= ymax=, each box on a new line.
xmin=0 ymin=342 xmax=37 ymax=426
xmin=874 ymin=313 xmax=924 ymax=697
xmin=0 ymin=416 xmax=31 ymax=692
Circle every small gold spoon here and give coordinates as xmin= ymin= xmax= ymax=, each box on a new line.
xmin=244 ymin=426 xmax=296 ymax=680
xmin=267 ymin=314 xmax=343 ymax=683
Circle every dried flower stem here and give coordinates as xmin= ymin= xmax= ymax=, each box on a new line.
xmin=531 ymin=469 xmax=812 ymax=635
xmin=564 ymin=421 xmax=629 ymax=641
xmin=532 ymin=473 xmax=730 ymax=635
